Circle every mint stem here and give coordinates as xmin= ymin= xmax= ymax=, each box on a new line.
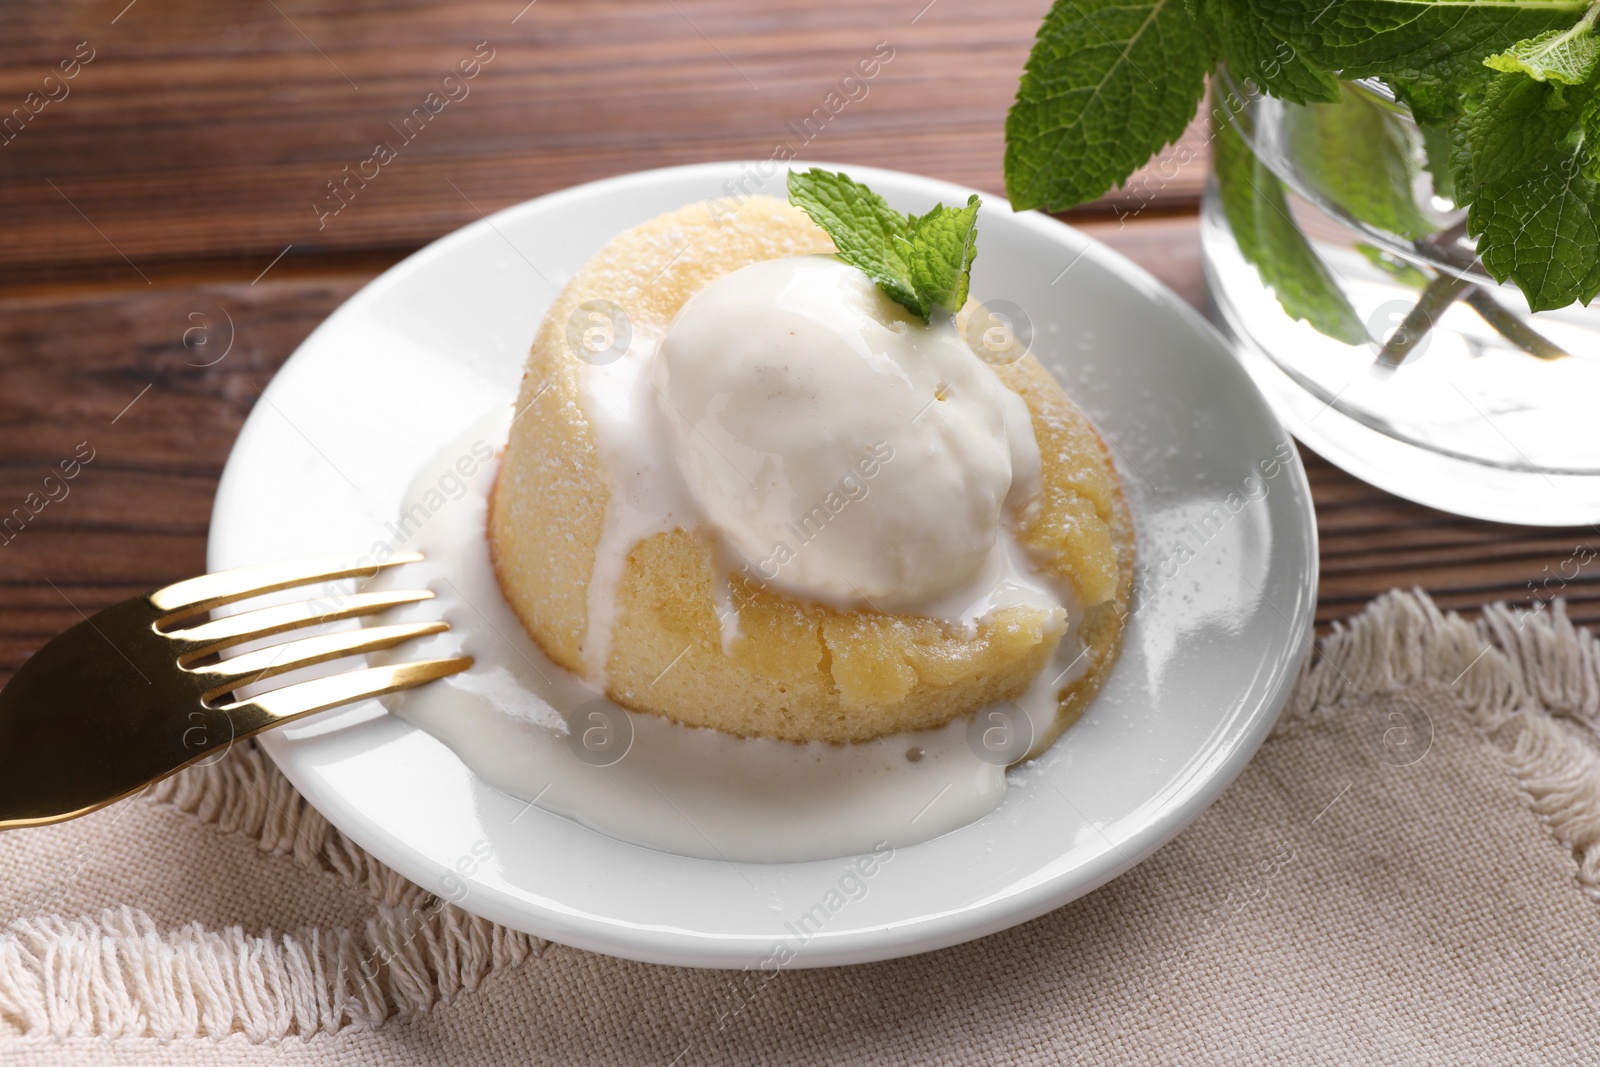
xmin=1382 ymin=223 xmax=1471 ymax=366
xmin=1379 ymin=218 xmax=1571 ymax=364
xmin=1378 ymin=270 xmax=1472 ymax=365
xmin=1463 ymin=290 xmax=1572 ymax=360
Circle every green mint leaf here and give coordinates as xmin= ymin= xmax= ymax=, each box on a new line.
xmin=1420 ymin=121 xmax=1459 ymax=202
xmin=1581 ymin=97 xmax=1600 ymax=179
xmin=786 ymin=168 xmax=922 ymax=316
xmin=906 ymin=195 xmax=981 ymax=316
xmin=1387 ymin=72 xmax=1471 ymax=125
xmin=1191 ymin=0 xmax=1341 ymax=104
xmin=1004 ymin=0 xmax=1207 ymax=211
xmin=1186 ymin=0 xmax=1225 ymax=60
xmin=786 ymin=170 xmax=981 ymax=323
xmin=1284 ymin=82 xmax=1435 ymax=238
xmin=1447 ymin=107 xmax=1479 ymax=204
xmin=1213 ymin=112 xmax=1368 ymax=344
xmin=1485 ymin=23 xmax=1600 ymax=85
xmin=1468 ymin=70 xmax=1589 ymax=188
xmin=1462 ymin=74 xmax=1600 ymax=314
xmin=1256 ymin=0 xmax=1584 ymax=97
xmin=1470 ymin=152 xmax=1600 ymax=311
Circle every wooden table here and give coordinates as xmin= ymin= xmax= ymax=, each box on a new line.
xmin=2 ymin=0 xmax=1592 ymax=682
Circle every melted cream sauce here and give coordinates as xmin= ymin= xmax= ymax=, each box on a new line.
xmin=370 ymin=408 xmax=1087 ymax=862
xmin=573 ymin=322 xmax=691 ymax=682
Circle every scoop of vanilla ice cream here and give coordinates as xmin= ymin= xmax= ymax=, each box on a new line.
xmin=652 ymin=255 xmax=1041 ymax=608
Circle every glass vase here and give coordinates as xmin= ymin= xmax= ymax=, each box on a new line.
xmin=1202 ymin=69 xmax=1600 ymax=525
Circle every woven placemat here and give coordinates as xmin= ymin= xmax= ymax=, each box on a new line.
xmin=3 ymin=590 xmax=1597 ymax=1065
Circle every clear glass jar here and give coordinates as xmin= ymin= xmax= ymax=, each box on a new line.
xmin=1203 ymin=70 xmax=1600 ymax=525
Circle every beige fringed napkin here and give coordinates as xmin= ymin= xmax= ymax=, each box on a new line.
xmin=3 ymin=590 xmax=1599 ymax=1066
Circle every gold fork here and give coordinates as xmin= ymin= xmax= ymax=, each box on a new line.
xmin=0 ymin=552 xmax=469 ymax=831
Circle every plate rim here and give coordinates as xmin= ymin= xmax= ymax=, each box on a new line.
xmin=217 ymin=159 xmax=1320 ymax=968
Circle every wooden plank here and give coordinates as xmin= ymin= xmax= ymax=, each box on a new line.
xmin=0 ymin=0 xmax=1040 ymax=278
xmin=0 ymin=271 xmax=367 ymax=672
xmin=0 ymin=0 xmax=1208 ymax=285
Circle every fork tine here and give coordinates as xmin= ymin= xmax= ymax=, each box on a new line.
xmin=149 ymin=552 xmax=425 ymax=620
xmin=190 ymin=621 xmax=449 ymax=696
xmin=169 ymin=589 xmax=435 ymax=656
xmin=222 ymin=657 xmax=473 ymax=722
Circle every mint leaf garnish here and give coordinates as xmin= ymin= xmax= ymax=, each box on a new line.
xmin=906 ymin=197 xmax=980 ymax=316
xmin=786 ymin=169 xmax=980 ymax=323
xmin=1004 ymin=0 xmax=1207 ymax=211
xmin=1213 ymin=114 xmax=1368 ymax=344
xmin=785 ymin=168 xmax=919 ymax=313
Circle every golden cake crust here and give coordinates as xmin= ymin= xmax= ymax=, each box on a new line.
xmin=489 ymin=195 xmax=1133 ymax=747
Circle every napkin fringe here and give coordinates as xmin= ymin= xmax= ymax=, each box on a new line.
xmin=6 ymin=589 xmax=1600 ymax=1040
xmin=0 ymin=902 xmax=541 ymax=1040
xmin=0 ymin=746 xmax=546 ymax=1040
xmin=1283 ymin=589 xmax=1600 ymax=897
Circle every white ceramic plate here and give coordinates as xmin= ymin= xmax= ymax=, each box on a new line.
xmin=210 ymin=162 xmax=1318 ymax=969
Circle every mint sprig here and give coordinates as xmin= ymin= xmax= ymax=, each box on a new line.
xmin=1004 ymin=0 xmax=1600 ymax=345
xmin=786 ymin=169 xmax=979 ymax=323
